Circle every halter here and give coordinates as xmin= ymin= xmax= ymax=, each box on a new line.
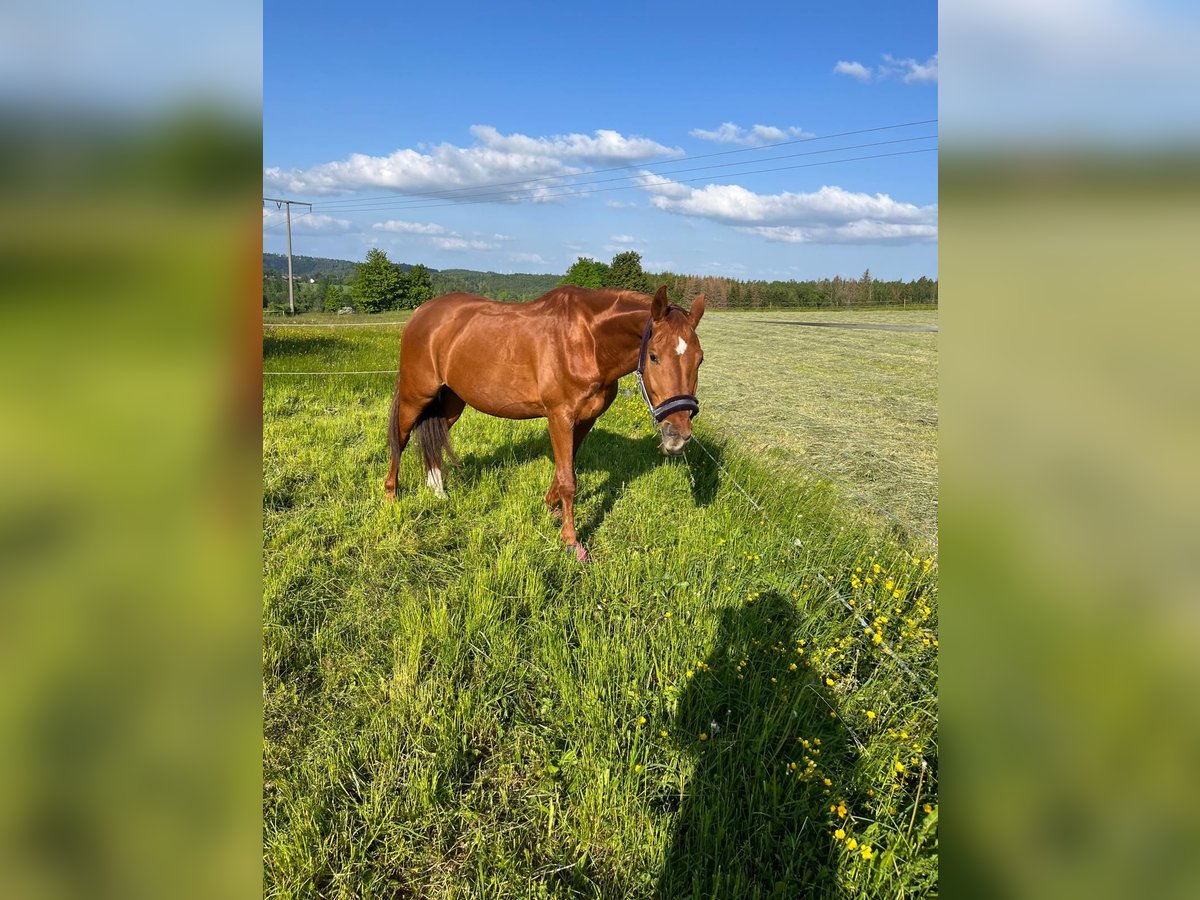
xmin=634 ymin=307 xmax=700 ymax=423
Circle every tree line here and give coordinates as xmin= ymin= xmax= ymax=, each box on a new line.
xmin=264 ymin=249 xmax=937 ymax=314
xmin=561 ymin=253 xmax=936 ymax=309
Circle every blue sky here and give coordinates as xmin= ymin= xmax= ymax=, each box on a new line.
xmin=264 ymin=1 xmax=937 ymax=280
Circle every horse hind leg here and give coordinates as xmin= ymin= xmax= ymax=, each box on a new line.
xmin=384 ymin=393 xmax=424 ymax=500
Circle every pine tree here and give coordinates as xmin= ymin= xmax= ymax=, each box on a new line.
xmin=351 ymin=248 xmax=404 ymax=313
xmin=405 ymin=264 xmax=434 ymax=308
xmin=607 ymin=251 xmax=653 ymax=293
xmin=322 ymin=283 xmax=342 ymax=312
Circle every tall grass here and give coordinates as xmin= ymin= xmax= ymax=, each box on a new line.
xmin=263 ymin=318 xmax=938 ymax=898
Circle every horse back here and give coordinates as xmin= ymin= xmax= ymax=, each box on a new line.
xmin=402 ymin=291 xmax=594 ymax=419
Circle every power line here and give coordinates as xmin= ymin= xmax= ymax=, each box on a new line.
xmin=310 ymin=119 xmax=938 ymax=209
xmin=314 ymin=134 xmax=936 ymax=212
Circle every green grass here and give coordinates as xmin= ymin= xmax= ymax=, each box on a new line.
xmin=263 ymin=320 xmax=938 ymax=898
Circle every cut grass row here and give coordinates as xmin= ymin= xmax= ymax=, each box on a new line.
xmin=697 ymin=310 xmax=938 ymax=543
xmin=263 ymin=318 xmax=938 ymax=898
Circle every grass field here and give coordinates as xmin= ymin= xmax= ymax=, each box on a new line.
xmin=699 ymin=310 xmax=938 ymax=543
xmin=263 ymin=310 xmax=939 ymax=898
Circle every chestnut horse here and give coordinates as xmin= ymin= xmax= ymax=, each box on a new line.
xmin=384 ymin=285 xmax=706 ymax=560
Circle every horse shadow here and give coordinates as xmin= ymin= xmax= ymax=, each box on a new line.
xmin=452 ymin=420 xmax=724 ymax=545
xmin=656 ymin=592 xmax=859 ymax=898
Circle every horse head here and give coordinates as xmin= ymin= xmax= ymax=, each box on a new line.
xmin=641 ymin=286 xmax=706 ymax=456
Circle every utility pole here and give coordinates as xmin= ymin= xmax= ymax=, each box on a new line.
xmin=264 ymin=197 xmax=312 ymax=315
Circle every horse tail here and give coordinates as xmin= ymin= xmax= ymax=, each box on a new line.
xmin=414 ymin=387 xmax=459 ymax=475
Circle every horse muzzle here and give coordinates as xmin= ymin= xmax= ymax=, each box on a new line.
xmin=660 ymin=421 xmax=692 ymax=456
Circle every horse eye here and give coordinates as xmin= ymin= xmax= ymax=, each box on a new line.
xmin=649 ymin=353 xmax=659 ymax=364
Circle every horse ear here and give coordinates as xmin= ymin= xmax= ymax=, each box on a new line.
xmin=651 ymin=285 xmax=670 ymax=321
xmin=689 ymin=294 xmax=706 ymax=327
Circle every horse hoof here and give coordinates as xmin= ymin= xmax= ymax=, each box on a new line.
xmin=569 ymin=543 xmax=588 ymax=563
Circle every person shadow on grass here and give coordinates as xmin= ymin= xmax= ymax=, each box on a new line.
xmin=656 ymin=592 xmax=854 ymax=899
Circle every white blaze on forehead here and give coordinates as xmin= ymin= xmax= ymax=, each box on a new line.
xmin=675 ymin=337 xmax=688 ymax=356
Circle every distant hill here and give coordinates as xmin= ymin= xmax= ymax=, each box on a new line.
xmin=264 ymin=253 xmax=382 ymax=279
xmin=263 ymin=253 xmax=559 ymax=301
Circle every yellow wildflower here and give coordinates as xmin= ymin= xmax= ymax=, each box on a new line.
xmin=834 ymin=828 xmax=846 ymax=840
xmin=846 ymin=838 xmax=858 ymax=850
xmin=866 ymin=710 xmax=876 ymax=720
xmin=860 ymin=845 xmax=875 ymax=860
xmin=699 ymin=732 xmax=708 ymax=741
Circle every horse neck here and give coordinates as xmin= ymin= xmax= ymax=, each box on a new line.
xmin=594 ymin=296 xmax=653 ymax=383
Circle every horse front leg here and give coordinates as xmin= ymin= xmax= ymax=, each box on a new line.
xmin=544 ymin=416 xmax=597 ymax=519
xmin=547 ymin=413 xmax=586 ymax=561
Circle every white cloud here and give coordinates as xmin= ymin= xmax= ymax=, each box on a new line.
xmin=262 ymin=208 xmax=355 ymax=234
xmin=264 ymin=126 xmax=680 ymax=199
xmin=432 ymin=236 xmax=496 ymax=251
xmin=834 ymin=54 xmax=938 ymax=84
xmin=881 ymin=53 xmax=939 ymax=84
xmin=508 ymin=252 xmax=546 ymax=264
xmin=468 ymin=125 xmax=680 ymax=165
xmin=742 ymin=222 xmax=938 ymax=245
xmin=370 ymin=219 xmax=499 ymax=252
xmin=372 ymin=220 xmax=450 ymax=235
xmin=637 ymin=174 xmax=937 ymax=245
xmin=605 ymin=200 xmax=637 ymax=209
xmin=690 ymin=122 xmax=815 ymax=145
xmin=833 ymin=60 xmax=873 ymax=82
xmin=903 ymin=57 xmax=939 ymax=84
xmin=609 ymin=234 xmax=637 ymax=244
